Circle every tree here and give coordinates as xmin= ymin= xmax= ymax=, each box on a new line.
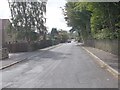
xmin=64 ymin=2 xmax=120 ymax=41
xmin=58 ymin=30 xmax=69 ymax=43
xmin=88 ymin=2 xmax=120 ymax=39
xmin=51 ymin=28 xmax=59 ymax=38
xmin=50 ymin=28 xmax=59 ymax=45
xmin=8 ymin=1 xmax=47 ymax=43
xmin=64 ymin=2 xmax=92 ymax=43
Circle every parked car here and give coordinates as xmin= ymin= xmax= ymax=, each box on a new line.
xmin=67 ymin=40 xmax=71 ymax=43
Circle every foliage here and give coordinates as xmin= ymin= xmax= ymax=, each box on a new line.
xmin=93 ymin=29 xmax=120 ymax=40
xmin=58 ymin=30 xmax=69 ymax=43
xmin=51 ymin=28 xmax=59 ymax=38
xmin=8 ymin=1 xmax=47 ymax=42
xmin=50 ymin=28 xmax=59 ymax=45
xmin=64 ymin=2 xmax=92 ymax=42
xmin=64 ymin=2 xmax=120 ymax=40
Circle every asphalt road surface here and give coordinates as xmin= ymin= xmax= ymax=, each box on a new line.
xmin=1 ymin=42 xmax=118 ymax=88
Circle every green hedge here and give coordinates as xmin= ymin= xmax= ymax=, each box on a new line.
xmin=93 ymin=29 xmax=120 ymax=40
xmin=6 ymin=40 xmax=55 ymax=53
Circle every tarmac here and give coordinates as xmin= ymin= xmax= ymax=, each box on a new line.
xmin=0 ymin=43 xmax=119 ymax=79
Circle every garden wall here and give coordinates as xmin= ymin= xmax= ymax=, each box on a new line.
xmin=85 ymin=39 xmax=118 ymax=55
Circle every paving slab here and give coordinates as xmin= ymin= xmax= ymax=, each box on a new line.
xmin=82 ymin=46 xmax=118 ymax=72
xmin=81 ymin=45 xmax=119 ymax=79
xmin=0 ymin=52 xmax=29 ymax=69
xmin=0 ymin=44 xmax=62 ymax=70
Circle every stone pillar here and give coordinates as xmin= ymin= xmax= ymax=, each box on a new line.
xmin=0 ymin=19 xmax=8 ymax=60
xmin=0 ymin=19 xmax=2 ymax=59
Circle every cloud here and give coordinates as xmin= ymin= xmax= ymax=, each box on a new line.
xmin=46 ymin=0 xmax=70 ymax=32
xmin=0 ymin=0 xmax=11 ymax=19
xmin=0 ymin=0 xmax=71 ymax=31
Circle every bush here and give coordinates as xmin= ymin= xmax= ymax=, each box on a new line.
xmin=93 ymin=28 xmax=120 ymax=40
xmin=30 ymin=40 xmax=53 ymax=51
xmin=7 ymin=42 xmax=28 ymax=53
xmin=7 ymin=40 xmax=54 ymax=53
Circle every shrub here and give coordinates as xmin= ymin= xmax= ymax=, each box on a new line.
xmin=93 ymin=28 xmax=120 ymax=40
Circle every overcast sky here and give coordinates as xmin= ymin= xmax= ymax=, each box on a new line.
xmin=0 ymin=0 xmax=71 ymax=32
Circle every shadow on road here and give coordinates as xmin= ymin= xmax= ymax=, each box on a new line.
xmin=29 ymin=49 xmax=71 ymax=61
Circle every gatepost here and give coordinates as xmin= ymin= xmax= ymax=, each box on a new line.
xmin=0 ymin=19 xmax=9 ymax=60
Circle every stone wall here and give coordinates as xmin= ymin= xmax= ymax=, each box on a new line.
xmin=94 ymin=39 xmax=118 ymax=55
xmin=0 ymin=48 xmax=9 ymax=60
xmin=85 ymin=39 xmax=118 ymax=55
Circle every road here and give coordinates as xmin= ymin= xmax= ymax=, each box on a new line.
xmin=1 ymin=42 xmax=118 ymax=88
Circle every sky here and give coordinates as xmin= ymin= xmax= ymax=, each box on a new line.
xmin=0 ymin=0 xmax=72 ymax=32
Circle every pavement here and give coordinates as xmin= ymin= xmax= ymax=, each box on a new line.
xmin=0 ymin=44 xmax=61 ymax=70
xmin=81 ymin=45 xmax=119 ymax=78
xmin=1 ymin=42 xmax=118 ymax=88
